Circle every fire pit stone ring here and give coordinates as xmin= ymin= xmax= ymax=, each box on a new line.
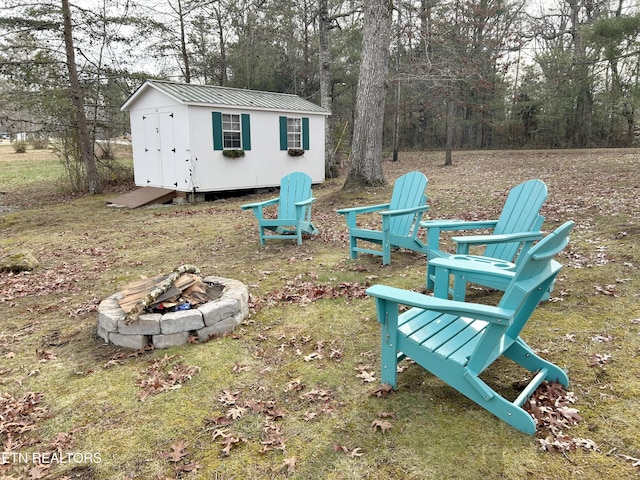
xmin=97 ymin=275 xmax=249 ymax=349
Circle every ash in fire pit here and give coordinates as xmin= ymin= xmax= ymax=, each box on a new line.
xmin=97 ymin=266 xmax=248 ymax=349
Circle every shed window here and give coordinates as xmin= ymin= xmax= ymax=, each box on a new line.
xmin=223 ymin=114 xmax=241 ymax=149
xmin=287 ymin=118 xmax=302 ymax=149
xmin=212 ymin=112 xmax=251 ymax=151
xmin=279 ymin=116 xmax=309 ymax=151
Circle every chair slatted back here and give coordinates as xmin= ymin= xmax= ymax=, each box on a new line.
xmin=388 ymin=172 xmax=428 ymax=236
xmin=485 ymin=179 xmax=547 ymax=260
xmin=500 ymin=221 xmax=573 ymax=341
xmin=466 ymin=221 xmax=574 ymax=374
xmin=278 ymin=172 xmax=313 ymax=220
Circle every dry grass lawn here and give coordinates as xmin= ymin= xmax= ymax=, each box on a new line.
xmin=1 ymin=144 xmax=639 ymax=479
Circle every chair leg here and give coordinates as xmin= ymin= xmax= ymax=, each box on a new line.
xmin=433 ymin=266 xmax=450 ymax=299
xmin=382 ymin=246 xmax=391 ymax=266
xmin=426 ymin=263 xmax=435 ymax=290
xmin=377 ymin=298 xmax=399 ymax=388
xmin=349 ymin=235 xmax=358 ymax=259
xmin=452 ymin=275 xmax=467 ymax=301
xmin=380 ymin=336 xmax=399 ymax=389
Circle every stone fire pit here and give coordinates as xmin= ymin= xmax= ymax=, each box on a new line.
xmin=97 ymin=275 xmax=249 ymax=349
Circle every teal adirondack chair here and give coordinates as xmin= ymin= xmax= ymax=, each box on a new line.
xmin=423 ymin=179 xmax=547 ymax=300
xmin=336 ymin=172 xmax=429 ymax=265
xmin=241 ymin=172 xmax=318 ymax=246
xmin=366 ymin=221 xmax=574 ymax=434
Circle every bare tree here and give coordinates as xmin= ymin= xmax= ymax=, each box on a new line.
xmin=172 ymin=0 xmax=191 ymax=82
xmin=318 ymin=0 xmax=361 ymax=179
xmin=318 ymin=0 xmax=337 ymax=178
xmin=61 ymin=0 xmax=100 ymax=193
xmin=343 ymin=0 xmax=392 ymax=189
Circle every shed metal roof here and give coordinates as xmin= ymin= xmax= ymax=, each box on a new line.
xmin=122 ymin=79 xmax=330 ymax=115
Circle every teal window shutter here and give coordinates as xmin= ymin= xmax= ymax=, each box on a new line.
xmin=279 ymin=116 xmax=288 ymax=150
xmin=302 ymin=117 xmax=309 ymax=150
xmin=241 ymin=113 xmax=251 ymax=150
xmin=212 ymin=112 xmax=223 ymax=150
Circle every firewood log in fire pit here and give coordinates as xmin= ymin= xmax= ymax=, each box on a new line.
xmin=120 ymin=265 xmax=222 ymax=324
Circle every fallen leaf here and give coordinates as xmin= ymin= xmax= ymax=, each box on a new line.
xmin=211 ymin=428 xmax=230 ymax=440
xmin=371 ymin=384 xmax=394 ymax=398
xmin=36 ymin=349 xmax=57 ymax=362
xmin=590 ymin=353 xmax=613 ymax=368
xmin=618 ymin=454 xmax=640 ymax=467
xmin=377 ymin=411 xmax=397 ymax=419
xmin=282 ymin=456 xmax=297 ymax=472
xmin=303 ymin=411 xmax=318 ymax=421
xmin=232 ymin=362 xmax=251 ymax=373
xmin=350 ymin=447 xmax=364 ymax=457
xmin=244 ymin=399 xmax=267 ymax=414
xmin=136 ymin=356 xmax=200 ymax=401
xmin=218 ymin=389 xmax=240 ymax=406
xmin=300 ymin=388 xmax=332 ymax=403
xmin=161 ymin=441 xmax=189 ymax=462
xmin=328 ymin=348 xmax=343 ymax=361
xmin=590 ymin=334 xmax=613 ymax=343
xmin=266 ymin=406 xmax=285 ymax=420
xmin=175 ymin=462 xmax=202 ymax=473
xmin=304 ymin=352 xmax=321 ymax=362
xmin=356 ymin=370 xmax=376 ymax=383
xmin=226 ymin=405 xmax=248 ymax=420
xmin=284 ymin=378 xmax=304 ymax=392
xmin=371 ymin=419 xmax=393 ymax=433
xmin=28 ymin=464 xmax=50 ymax=479
xmin=219 ymin=435 xmax=246 ymax=456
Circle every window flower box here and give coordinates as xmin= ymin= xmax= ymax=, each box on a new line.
xmin=222 ymin=149 xmax=245 ymax=158
xmin=287 ymin=148 xmax=304 ymax=157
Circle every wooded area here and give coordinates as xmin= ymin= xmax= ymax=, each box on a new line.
xmin=1 ymin=0 xmax=639 ymax=190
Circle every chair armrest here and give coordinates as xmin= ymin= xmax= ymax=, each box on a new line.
xmin=366 ymin=284 xmax=514 ymax=325
xmin=336 ymin=203 xmax=391 ymax=215
xmin=419 ymin=219 xmax=498 ymax=231
xmin=380 ymin=204 xmax=429 ymax=217
xmin=241 ymin=197 xmax=279 ymax=210
xmin=337 ymin=203 xmax=391 ymax=229
xmin=451 ymin=231 xmax=543 ymax=246
xmin=295 ymin=197 xmax=316 ymax=207
xmin=422 ymin=219 xmax=499 ymax=260
xmin=430 ymin=256 xmax=516 ymax=277
xmin=452 ymin=231 xmax=543 ymax=255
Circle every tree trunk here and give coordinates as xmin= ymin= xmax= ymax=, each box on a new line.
xmin=177 ymin=0 xmax=191 ymax=83
xmin=445 ymin=92 xmax=454 ymax=165
xmin=342 ymin=0 xmax=391 ymax=190
xmin=214 ymin=4 xmax=228 ymax=85
xmin=392 ymin=0 xmax=402 ymax=162
xmin=61 ymin=0 xmax=100 ymax=193
xmin=568 ymin=0 xmax=592 ymax=147
xmin=319 ymin=0 xmax=337 ymax=179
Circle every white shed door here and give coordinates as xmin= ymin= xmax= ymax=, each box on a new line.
xmin=142 ymin=112 xmax=176 ymax=188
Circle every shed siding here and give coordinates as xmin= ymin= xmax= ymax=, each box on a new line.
xmin=186 ymin=107 xmax=324 ymax=191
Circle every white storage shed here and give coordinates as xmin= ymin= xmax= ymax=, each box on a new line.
xmin=120 ymin=80 xmax=330 ymax=195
